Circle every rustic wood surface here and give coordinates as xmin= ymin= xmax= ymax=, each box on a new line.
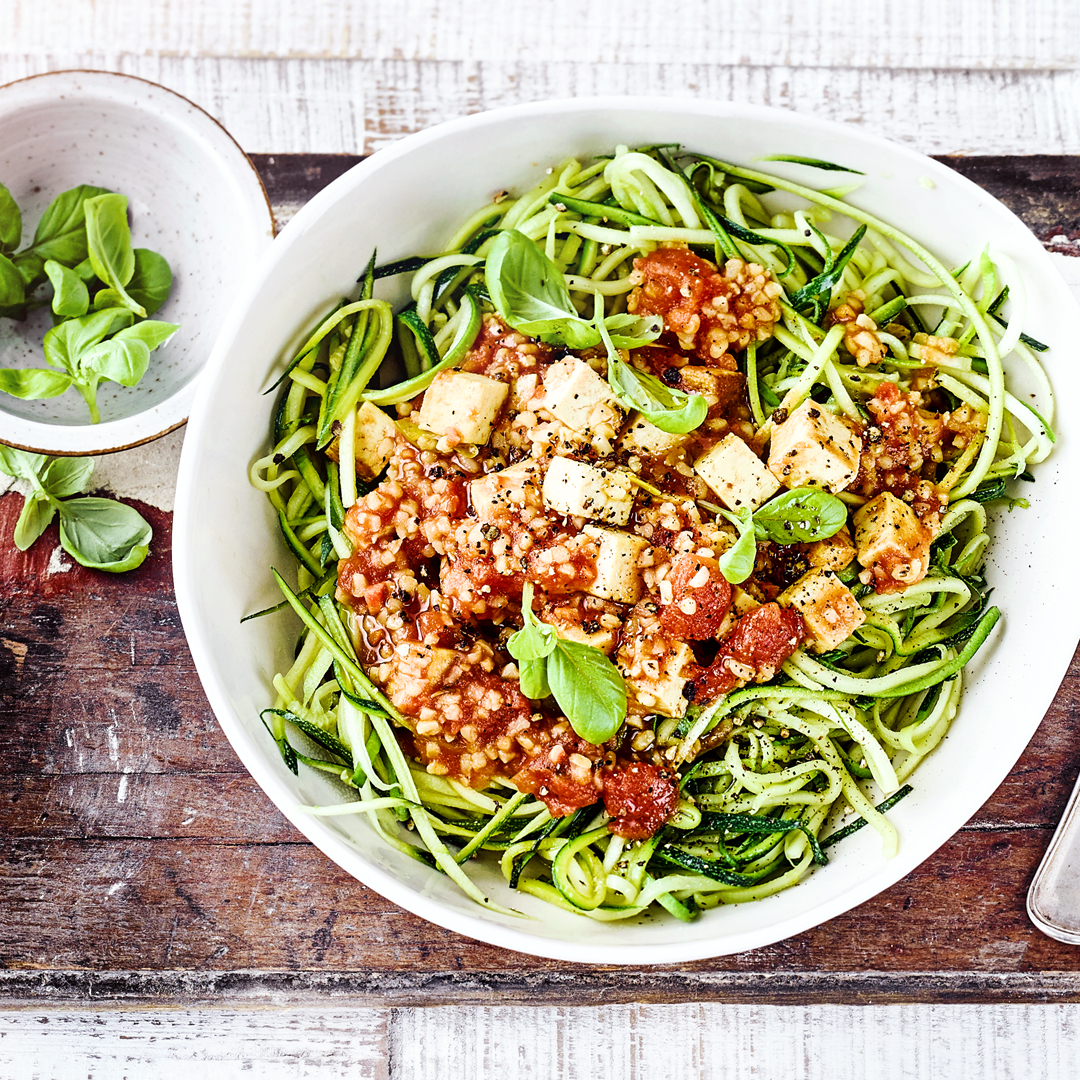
xmin=1 ymin=154 xmax=1079 ymax=1011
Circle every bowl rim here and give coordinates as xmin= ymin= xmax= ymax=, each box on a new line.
xmin=174 ymin=95 xmax=1080 ymax=964
xmin=0 ymin=68 xmax=275 ymax=457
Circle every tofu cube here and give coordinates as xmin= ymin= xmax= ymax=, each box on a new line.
xmin=617 ymin=412 xmax=687 ymax=458
xmin=715 ymin=585 xmax=761 ymax=638
xmin=584 ymin=526 xmax=650 ymax=604
xmin=780 ymin=568 xmax=866 ymax=653
xmin=767 ymin=400 xmax=862 ymax=494
xmin=542 ymin=357 xmax=624 ymax=435
xmin=469 ymin=459 xmax=545 ymax=525
xmin=853 ymin=492 xmax=932 ymax=588
xmin=616 ymin=608 xmax=697 ymax=717
xmin=383 ymin=642 xmax=459 ymax=710
xmin=544 ymin=606 xmax=619 ymax=655
xmin=806 ymin=524 xmax=856 ymax=572
xmin=352 ymin=401 xmax=399 ymax=480
xmin=693 ymin=434 xmax=780 ymax=512
xmin=542 ymin=457 xmax=635 ymax=526
xmin=417 ymin=370 xmax=508 ymax=445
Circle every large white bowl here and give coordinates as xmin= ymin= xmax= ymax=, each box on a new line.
xmin=174 ymin=99 xmax=1080 ymax=963
xmin=0 ymin=70 xmax=274 ymax=455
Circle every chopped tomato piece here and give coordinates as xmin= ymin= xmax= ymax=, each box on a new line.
xmin=659 ymin=553 xmax=732 ymax=640
xmin=602 ymin=761 xmax=679 ymax=839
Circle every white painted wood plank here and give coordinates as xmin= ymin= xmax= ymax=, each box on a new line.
xmin=0 ymin=1008 xmax=388 ymax=1079
xmin=390 ymin=1003 xmax=1080 ymax=1080
xmin=2 ymin=54 xmax=1080 ymax=155
xmin=1 ymin=0 xmax=1077 ymax=71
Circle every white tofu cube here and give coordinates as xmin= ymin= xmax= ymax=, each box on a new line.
xmin=853 ymin=492 xmax=932 ymax=587
xmin=352 ymin=401 xmax=399 ymax=480
xmin=542 ymin=357 xmax=624 ymax=435
xmin=469 ymin=460 xmax=545 ymax=525
xmin=617 ymin=412 xmax=688 ymax=458
xmin=806 ymin=525 xmax=857 ymax=572
xmin=584 ymin=526 xmax=650 ymax=604
xmin=542 ymin=457 xmax=635 ymax=526
xmin=616 ymin=608 xmax=696 ymax=717
xmin=767 ymin=400 xmax=862 ymax=494
xmin=693 ymin=434 xmax=780 ymax=512
xmin=715 ymin=585 xmax=761 ymax=638
xmin=779 ymin=568 xmax=866 ymax=652
xmin=544 ymin=607 xmax=618 ymax=655
xmin=383 ymin=642 xmax=459 ymax=709
xmin=417 ymin=370 xmax=508 ymax=445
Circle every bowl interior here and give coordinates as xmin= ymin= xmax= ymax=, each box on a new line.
xmin=175 ymin=99 xmax=1080 ymax=962
xmin=0 ymin=72 xmax=272 ymax=450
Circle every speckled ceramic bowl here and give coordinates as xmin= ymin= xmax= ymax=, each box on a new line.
xmin=0 ymin=70 xmax=274 ymax=455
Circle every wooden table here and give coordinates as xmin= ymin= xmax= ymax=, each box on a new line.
xmin=2 ymin=151 xmax=1079 ymax=1004
xmin=4 ymin=2 xmax=1080 ymax=1075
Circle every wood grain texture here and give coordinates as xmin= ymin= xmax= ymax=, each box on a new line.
xmin=4 ymin=159 xmax=1080 ymax=1010
xmin=2 ymin=55 xmax=1080 ymax=156
xmin=2 ymin=483 xmax=1080 ymax=997
xmin=0 ymin=1007 xmax=389 ymax=1080
xmin=2 ymin=1 xmax=1077 ymax=70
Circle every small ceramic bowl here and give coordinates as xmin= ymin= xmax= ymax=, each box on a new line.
xmin=175 ymin=99 xmax=1080 ymax=963
xmin=0 ymin=70 xmax=274 ymax=455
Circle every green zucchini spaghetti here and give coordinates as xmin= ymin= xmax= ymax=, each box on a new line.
xmin=248 ymin=144 xmax=1053 ymax=923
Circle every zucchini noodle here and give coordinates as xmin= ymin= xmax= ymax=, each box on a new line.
xmin=249 ymin=143 xmax=1052 ymax=925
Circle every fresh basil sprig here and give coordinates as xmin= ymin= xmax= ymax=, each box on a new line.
xmin=507 ymin=582 xmax=627 ymax=745
xmin=0 ymin=184 xmax=179 ymax=421
xmin=752 ymin=487 xmax=848 ymax=543
xmin=484 ymin=229 xmax=661 ymax=351
xmin=716 ymin=506 xmax=757 ymax=584
xmin=0 ymin=446 xmax=152 ymax=571
xmin=715 ymin=487 xmax=848 ymax=584
xmin=595 ymin=302 xmax=708 ymax=435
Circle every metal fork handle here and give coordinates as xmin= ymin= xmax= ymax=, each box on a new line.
xmin=1028 ymin=768 xmax=1080 ymax=945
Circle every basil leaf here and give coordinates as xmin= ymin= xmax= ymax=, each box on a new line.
xmin=0 ymin=182 xmax=21 ymax=254
xmin=547 ymin=638 xmax=627 ymax=746
xmin=43 ymin=307 xmax=134 ymax=373
xmin=13 ymin=491 xmax=54 ymax=552
xmin=79 ymin=319 xmax=177 ymax=387
xmin=125 ymin=248 xmax=173 ymax=316
xmin=607 ymin=354 xmax=707 ymax=434
xmin=44 ymin=259 xmax=90 ymax=318
xmin=604 ymin=313 xmax=663 ymax=349
xmin=57 ymin=496 xmax=152 ymax=572
xmin=485 ymin=229 xmax=597 ymax=344
xmin=518 ymin=657 xmax=552 ymax=700
xmin=28 ymin=184 xmax=113 ymax=267
xmin=85 ymin=194 xmax=146 ymax=317
xmin=113 ymin=318 xmax=179 ymax=351
xmin=78 ymin=337 xmax=151 ymax=387
xmin=0 ymin=446 xmax=47 ymax=481
xmin=71 ymin=258 xmax=97 ymax=283
xmin=0 ymin=252 xmax=25 ymax=307
xmin=40 ymin=456 xmax=95 ymax=499
xmin=716 ymin=506 xmax=757 ymax=584
xmin=507 ymin=582 xmax=559 ymax=666
xmin=752 ymin=487 xmax=848 ymax=544
xmin=0 ymin=367 xmax=73 ymax=400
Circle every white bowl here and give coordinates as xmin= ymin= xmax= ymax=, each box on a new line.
xmin=0 ymin=70 xmax=274 ymax=455
xmin=174 ymin=98 xmax=1080 ymax=963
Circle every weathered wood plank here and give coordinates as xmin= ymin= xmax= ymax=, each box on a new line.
xmin=2 ymin=55 xmax=1080 ymax=156
xmin=2 ymin=0 xmax=1076 ymax=71
xmin=0 ymin=829 xmax=1077 ymax=977
xmin=0 ymin=1006 xmax=389 ymax=1080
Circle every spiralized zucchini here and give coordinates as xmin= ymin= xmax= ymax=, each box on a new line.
xmin=250 ymin=145 xmax=1052 ymax=923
